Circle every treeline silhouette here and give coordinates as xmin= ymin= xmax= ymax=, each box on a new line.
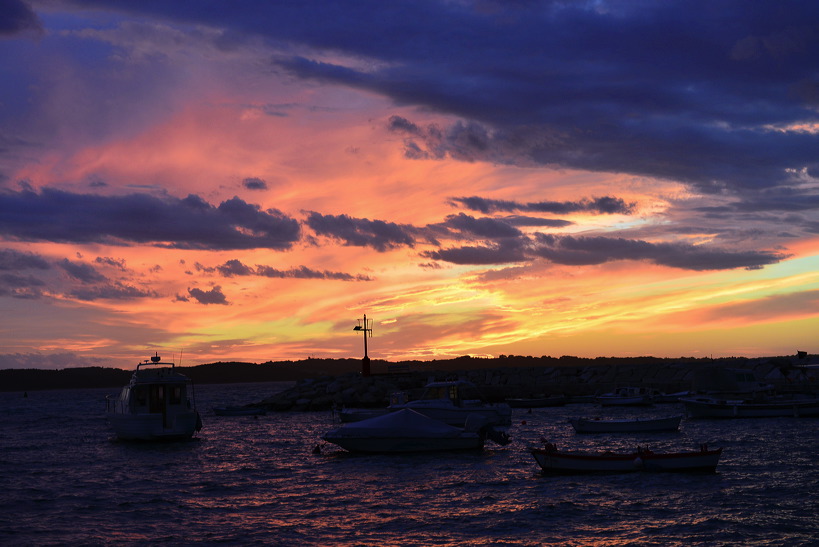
xmin=0 ymin=354 xmax=748 ymax=392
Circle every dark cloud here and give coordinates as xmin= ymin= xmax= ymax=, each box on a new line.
xmin=424 ymin=239 xmax=529 ymax=265
xmin=0 ymin=248 xmax=164 ymax=301
xmin=255 ymin=264 xmax=372 ymax=281
xmin=0 ymin=0 xmax=42 ymax=36
xmin=424 ymin=231 xmax=786 ymax=270
xmin=217 ymin=259 xmax=255 ymax=277
xmin=67 ymin=281 xmax=158 ymax=301
xmin=443 ymin=213 xmax=520 ymax=238
xmin=0 ymin=272 xmax=45 ymax=299
xmin=187 ymin=285 xmax=228 ymax=305
xmin=242 ymin=177 xmax=268 ymax=190
xmin=451 ymin=196 xmax=636 ymax=215
xmin=59 ymin=259 xmax=107 ymax=283
xmin=211 ymin=259 xmax=372 ymax=281
xmin=503 ymin=216 xmax=573 ymax=229
xmin=0 ymin=248 xmax=50 ymax=270
xmin=441 ymin=213 xmax=521 ymax=239
xmin=305 ymin=212 xmax=415 ymax=252
xmin=30 ymin=2 xmax=819 ymax=194
xmin=0 ymin=188 xmax=301 ymax=250
xmin=262 ymin=2 xmax=819 ymax=194
xmin=532 ymin=234 xmax=786 ymax=271
xmin=95 ymin=256 xmax=127 ymax=270
xmin=199 ymin=258 xmax=372 ymax=281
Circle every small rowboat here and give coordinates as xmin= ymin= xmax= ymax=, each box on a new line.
xmin=569 ymin=415 xmax=682 ymax=433
xmin=530 ymin=441 xmax=722 ymax=474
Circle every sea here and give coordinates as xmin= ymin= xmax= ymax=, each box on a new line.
xmin=1 ymin=381 xmax=818 ymax=546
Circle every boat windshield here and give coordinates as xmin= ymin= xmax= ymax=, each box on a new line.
xmin=419 ymin=383 xmax=483 ymax=402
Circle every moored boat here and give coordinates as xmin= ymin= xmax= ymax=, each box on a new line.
xmin=595 ymin=386 xmax=658 ymax=406
xmin=389 ymin=379 xmax=512 ymax=427
xmin=506 ymin=395 xmax=567 ymax=408
xmin=681 ymin=393 xmax=819 ymax=418
xmin=569 ymin=415 xmax=682 ymax=434
xmin=322 ymin=408 xmax=502 ymax=453
xmin=530 ymin=441 xmax=722 ymax=474
xmin=106 ymin=353 xmax=202 ymax=441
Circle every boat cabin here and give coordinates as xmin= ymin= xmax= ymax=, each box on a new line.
xmin=417 ymin=380 xmax=485 ymax=405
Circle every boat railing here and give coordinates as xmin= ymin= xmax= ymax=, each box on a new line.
xmin=105 ymin=394 xmax=128 ymax=413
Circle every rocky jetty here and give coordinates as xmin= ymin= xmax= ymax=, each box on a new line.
xmin=257 ymin=355 xmax=819 ymax=412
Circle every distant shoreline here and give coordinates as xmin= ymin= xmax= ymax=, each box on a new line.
xmin=1 ymin=354 xmax=815 ymax=392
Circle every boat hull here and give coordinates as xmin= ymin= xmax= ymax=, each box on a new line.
xmin=531 ymin=445 xmax=722 ymax=474
xmin=322 ymin=435 xmax=484 ymax=453
xmin=108 ymin=411 xmax=200 ymax=441
xmin=682 ymin=396 xmax=819 ymax=418
xmin=570 ymin=415 xmax=682 ymax=433
xmin=323 ymin=408 xmax=487 ymax=453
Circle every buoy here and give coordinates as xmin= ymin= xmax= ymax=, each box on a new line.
xmin=521 ymin=420 xmax=527 ymax=425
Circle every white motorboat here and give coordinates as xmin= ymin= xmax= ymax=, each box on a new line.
xmin=322 ymin=408 xmax=503 ymax=453
xmin=106 ymin=353 xmax=203 ymax=440
xmin=388 ymin=379 xmax=512 ymax=427
xmin=569 ymin=415 xmax=682 ymax=433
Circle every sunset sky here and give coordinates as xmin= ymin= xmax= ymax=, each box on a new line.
xmin=2 ymin=1 xmax=819 ymax=370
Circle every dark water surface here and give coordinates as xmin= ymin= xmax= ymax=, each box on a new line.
xmin=2 ymin=382 xmax=818 ymax=546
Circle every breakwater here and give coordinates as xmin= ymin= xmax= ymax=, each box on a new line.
xmin=258 ymin=356 xmax=818 ymax=411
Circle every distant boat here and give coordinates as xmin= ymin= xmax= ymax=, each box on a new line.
xmin=106 ymin=353 xmax=203 ymax=441
xmin=595 ymin=387 xmax=658 ymax=406
xmin=336 ymin=407 xmax=391 ymax=423
xmin=569 ymin=415 xmax=682 ymax=434
xmin=530 ymin=441 xmax=722 ymax=474
xmin=213 ymin=405 xmax=266 ymax=416
xmin=389 ymin=379 xmax=512 ymax=427
xmin=506 ymin=395 xmax=567 ymax=408
xmin=322 ymin=408 xmax=500 ymax=453
xmin=681 ymin=393 xmax=819 ymax=418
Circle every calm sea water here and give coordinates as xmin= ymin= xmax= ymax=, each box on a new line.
xmin=2 ymin=381 xmax=818 ymax=546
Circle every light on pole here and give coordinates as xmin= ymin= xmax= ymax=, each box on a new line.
xmin=353 ymin=314 xmax=373 ymax=376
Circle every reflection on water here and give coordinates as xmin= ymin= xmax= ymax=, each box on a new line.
xmin=1 ymin=382 xmax=818 ymax=546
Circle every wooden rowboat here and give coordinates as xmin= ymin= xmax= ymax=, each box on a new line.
xmin=530 ymin=441 xmax=722 ymax=474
